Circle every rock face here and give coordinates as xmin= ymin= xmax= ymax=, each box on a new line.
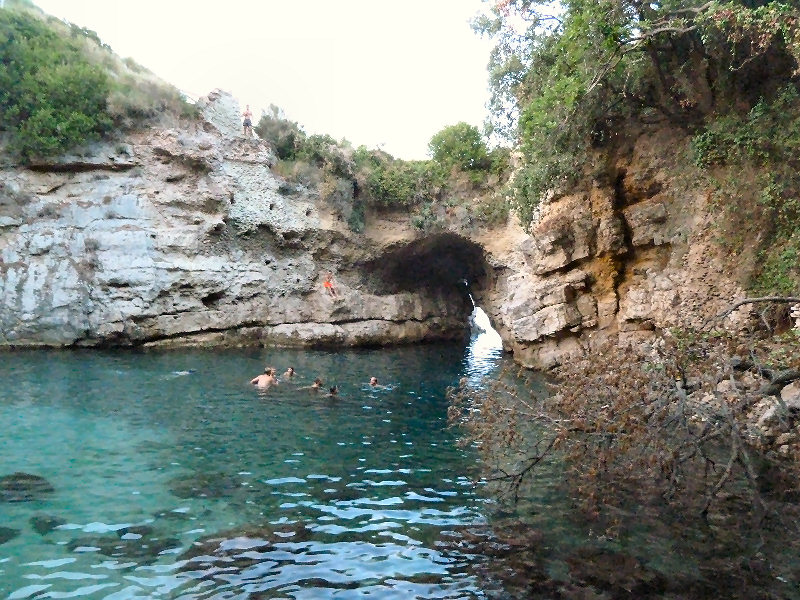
xmin=0 ymin=91 xmax=477 ymax=348
xmin=484 ymin=128 xmax=751 ymax=369
xmin=0 ymin=92 xmax=752 ymax=366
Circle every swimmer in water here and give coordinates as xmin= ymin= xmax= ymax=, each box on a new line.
xmin=251 ymin=367 xmax=278 ymax=388
xmin=300 ymin=377 xmax=323 ymax=391
xmin=282 ymin=367 xmax=295 ymax=379
xmin=327 ymin=385 xmax=339 ymax=397
xmin=369 ymin=376 xmax=378 ymax=386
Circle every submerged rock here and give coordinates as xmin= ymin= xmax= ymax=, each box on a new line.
xmin=117 ymin=525 xmax=154 ymax=538
xmin=68 ymin=533 xmax=180 ymax=560
xmin=180 ymin=523 xmax=313 ymax=570
xmin=0 ymin=472 xmax=54 ymax=502
xmin=0 ymin=526 xmax=20 ymax=545
xmin=30 ymin=514 xmax=66 ymax=536
xmin=168 ymin=472 xmax=244 ymax=499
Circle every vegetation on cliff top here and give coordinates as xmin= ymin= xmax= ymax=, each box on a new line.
xmin=255 ymin=106 xmax=512 ymax=232
xmin=477 ymin=0 xmax=800 ymax=294
xmin=0 ymin=0 xmax=196 ymax=162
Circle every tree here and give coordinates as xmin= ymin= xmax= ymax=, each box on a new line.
xmin=428 ymin=122 xmax=490 ymax=171
xmin=474 ymin=0 xmax=800 ymax=228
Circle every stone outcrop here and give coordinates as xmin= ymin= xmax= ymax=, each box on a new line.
xmin=0 ymin=91 xmax=756 ymax=367
xmin=0 ymin=91 xmax=475 ymax=348
xmin=484 ymin=128 xmax=752 ymax=369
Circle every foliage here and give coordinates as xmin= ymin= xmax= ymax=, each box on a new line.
xmin=449 ymin=327 xmax=800 ymax=587
xmin=256 ymin=113 xmax=512 ymax=231
xmin=473 ymin=193 xmax=511 ymax=226
xmin=362 ymin=157 xmax=447 ymax=210
xmin=0 ymin=9 xmax=112 ymax=159
xmin=254 ymin=105 xmax=305 ymax=161
xmin=692 ymin=86 xmax=800 ymax=295
xmin=0 ymin=5 xmax=198 ymax=161
xmin=428 ymin=121 xmax=490 ymax=171
xmin=476 ymin=0 xmax=800 ymax=229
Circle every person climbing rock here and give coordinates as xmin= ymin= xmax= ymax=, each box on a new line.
xmin=323 ymin=272 xmax=338 ymax=297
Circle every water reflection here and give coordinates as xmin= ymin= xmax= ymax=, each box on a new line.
xmin=464 ymin=306 xmax=505 ymax=387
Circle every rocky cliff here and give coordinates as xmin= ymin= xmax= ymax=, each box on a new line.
xmin=488 ymin=127 xmax=752 ymax=369
xmin=0 ymin=91 xmax=484 ymax=348
xmin=0 ymin=91 xmax=750 ymax=367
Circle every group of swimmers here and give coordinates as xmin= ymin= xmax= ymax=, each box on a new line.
xmin=250 ymin=366 xmax=380 ymax=397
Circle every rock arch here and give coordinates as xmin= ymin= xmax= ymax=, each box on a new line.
xmin=360 ymin=232 xmax=493 ymax=322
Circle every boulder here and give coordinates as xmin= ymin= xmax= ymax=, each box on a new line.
xmin=758 ymin=380 xmax=800 ymax=427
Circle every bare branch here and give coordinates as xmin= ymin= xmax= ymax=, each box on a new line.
xmin=712 ymin=296 xmax=800 ymax=322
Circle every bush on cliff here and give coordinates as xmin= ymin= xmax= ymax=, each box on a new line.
xmin=477 ymin=1 xmax=800 ymax=229
xmin=0 ymin=9 xmax=112 ymax=160
xmin=692 ymin=85 xmax=800 ymax=295
xmin=0 ymin=4 xmax=197 ymax=161
xmin=256 ymin=109 xmax=509 ymax=231
xmin=428 ymin=122 xmax=490 ymax=172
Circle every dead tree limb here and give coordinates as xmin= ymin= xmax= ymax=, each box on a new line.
xmin=711 ymin=296 xmax=800 ymax=323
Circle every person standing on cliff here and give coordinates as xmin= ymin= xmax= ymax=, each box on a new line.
xmin=242 ymin=104 xmax=253 ymax=138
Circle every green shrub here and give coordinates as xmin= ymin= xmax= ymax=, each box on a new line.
xmin=691 ymin=86 xmax=800 ymax=295
xmin=428 ymin=122 xmax=490 ymax=171
xmin=753 ymin=233 xmax=800 ymax=296
xmin=411 ymin=201 xmax=441 ymax=230
xmin=255 ymin=108 xmax=305 ymax=160
xmin=0 ymin=10 xmax=112 ymax=160
xmin=364 ymin=158 xmax=446 ymax=209
xmin=473 ymin=194 xmax=511 ymax=226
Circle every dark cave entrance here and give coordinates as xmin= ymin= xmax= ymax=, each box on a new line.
xmin=359 ymin=232 xmax=494 ymax=329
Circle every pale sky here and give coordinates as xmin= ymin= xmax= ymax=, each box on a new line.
xmin=33 ymin=0 xmax=495 ymax=160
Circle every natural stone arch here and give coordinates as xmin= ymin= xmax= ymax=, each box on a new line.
xmin=360 ymin=232 xmax=493 ymax=322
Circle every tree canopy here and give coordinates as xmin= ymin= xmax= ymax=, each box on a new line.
xmin=427 ymin=121 xmax=490 ymax=171
xmin=475 ymin=0 xmax=800 ymax=226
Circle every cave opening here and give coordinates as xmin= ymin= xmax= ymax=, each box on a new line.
xmin=360 ymin=232 xmax=496 ymax=335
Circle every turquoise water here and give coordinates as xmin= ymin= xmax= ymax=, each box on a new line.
xmin=0 ymin=341 xmax=507 ymax=599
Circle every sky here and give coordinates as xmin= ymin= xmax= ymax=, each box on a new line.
xmin=33 ymin=0 xmax=496 ymax=160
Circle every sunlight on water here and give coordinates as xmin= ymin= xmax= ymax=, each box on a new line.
xmin=0 ymin=345 xmax=509 ymax=600
xmin=464 ymin=305 xmax=505 ymax=387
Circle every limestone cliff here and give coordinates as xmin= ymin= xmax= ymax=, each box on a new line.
xmin=0 ymin=91 xmax=751 ymax=367
xmin=486 ymin=128 xmax=752 ymax=369
xmin=0 ymin=91 xmax=478 ymax=348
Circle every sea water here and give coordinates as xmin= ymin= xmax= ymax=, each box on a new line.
xmin=0 ymin=339 xmax=508 ymax=599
